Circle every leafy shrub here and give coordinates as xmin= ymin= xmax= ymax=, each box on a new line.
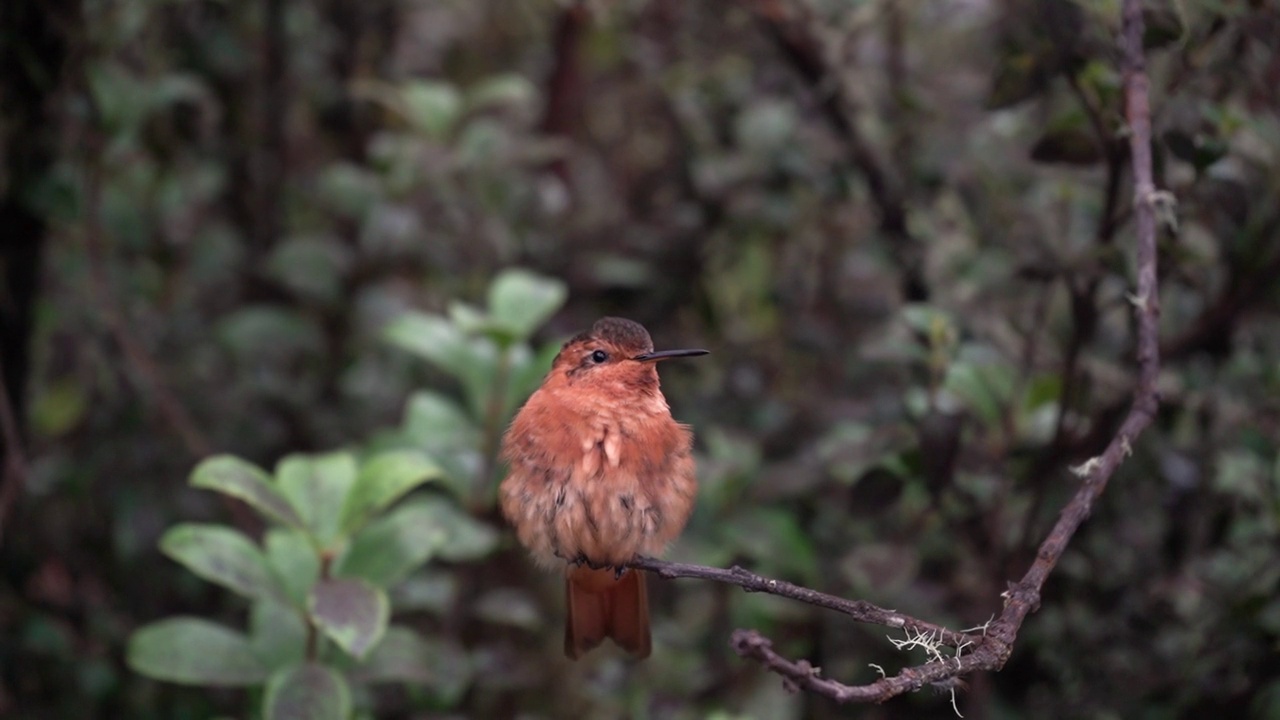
xmin=126 ymin=269 xmax=567 ymax=718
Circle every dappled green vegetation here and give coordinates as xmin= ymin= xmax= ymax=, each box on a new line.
xmin=2 ymin=0 xmax=1279 ymax=718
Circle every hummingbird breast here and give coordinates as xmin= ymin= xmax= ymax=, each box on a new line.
xmin=499 ymin=387 xmax=697 ymax=569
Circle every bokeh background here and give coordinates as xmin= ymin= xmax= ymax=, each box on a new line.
xmin=3 ymin=0 xmax=1280 ymax=717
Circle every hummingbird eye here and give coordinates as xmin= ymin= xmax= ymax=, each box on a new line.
xmin=590 ymin=349 xmax=609 ymax=364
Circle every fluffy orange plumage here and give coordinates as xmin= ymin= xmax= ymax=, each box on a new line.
xmin=499 ymin=317 xmax=705 ymax=659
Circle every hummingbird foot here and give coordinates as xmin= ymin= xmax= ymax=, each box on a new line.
xmin=562 ymin=551 xmax=589 ymax=567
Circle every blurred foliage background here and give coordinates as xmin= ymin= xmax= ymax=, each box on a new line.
xmin=2 ymin=0 xmax=1280 ymax=717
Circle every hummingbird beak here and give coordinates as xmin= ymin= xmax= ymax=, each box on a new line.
xmin=632 ymin=348 xmax=709 ymax=362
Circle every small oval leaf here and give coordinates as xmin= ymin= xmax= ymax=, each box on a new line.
xmin=191 ymin=455 xmax=303 ymax=529
xmin=339 ymin=451 xmax=443 ymax=534
xmin=333 ymin=505 xmax=446 ymax=588
xmin=308 ymin=578 xmax=389 ymax=660
xmin=263 ymin=663 xmax=351 ymax=720
xmin=160 ymin=523 xmax=284 ymax=602
xmin=250 ymin=599 xmax=308 ymax=671
xmin=127 ymin=618 xmax=269 ymax=686
xmin=487 ymin=268 xmax=567 ymax=340
xmin=402 ymin=391 xmax=480 ymax=449
xmin=264 ymin=528 xmax=321 ymax=607
xmin=466 ymin=74 xmax=536 ymax=112
xmin=277 ymin=452 xmax=359 ymax=547
xmin=400 ymin=80 xmax=461 ymax=139
xmin=382 ymin=312 xmax=497 ymax=407
xmin=333 ymin=496 xmax=497 ymax=587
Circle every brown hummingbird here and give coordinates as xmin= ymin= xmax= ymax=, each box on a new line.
xmin=499 ymin=317 xmax=706 ymax=659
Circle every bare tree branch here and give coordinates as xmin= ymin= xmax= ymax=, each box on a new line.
xmin=732 ymin=629 xmax=979 ymax=703
xmin=629 ymin=556 xmax=980 ymax=648
xmin=633 ymin=0 xmax=1162 ymax=705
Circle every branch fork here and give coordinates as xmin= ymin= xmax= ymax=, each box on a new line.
xmin=629 ymin=0 xmax=1163 ymax=708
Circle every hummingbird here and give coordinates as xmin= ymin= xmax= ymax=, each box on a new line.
xmin=499 ymin=317 xmax=707 ymax=659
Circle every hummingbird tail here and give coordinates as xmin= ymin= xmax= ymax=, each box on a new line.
xmin=565 ymin=565 xmax=651 ymax=659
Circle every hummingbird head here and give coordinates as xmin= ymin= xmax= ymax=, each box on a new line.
xmin=551 ymin=317 xmax=707 ymax=394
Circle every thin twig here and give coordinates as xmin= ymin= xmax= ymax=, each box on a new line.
xmin=638 ymin=0 xmax=1161 ymax=704
xmin=732 ymin=629 xmax=983 ymax=703
xmin=1015 ymin=68 xmax=1127 ymax=553
xmin=629 ymin=556 xmax=979 ymax=648
xmin=306 ymin=553 xmax=336 ymax=661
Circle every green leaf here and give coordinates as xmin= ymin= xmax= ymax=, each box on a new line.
xmin=317 ymin=162 xmax=382 ymax=220
xmin=88 ymin=62 xmax=149 ymax=134
xmin=735 ymin=99 xmax=798 ymax=155
xmin=455 ymin=118 xmax=508 ymax=167
xmin=264 ymin=528 xmax=320 ymax=607
xmin=944 ymin=349 xmax=1016 ymax=427
xmin=495 ymin=344 xmax=539 ymax=420
xmin=429 ymin=499 xmax=501 ymax=563
xmin=308 ymin=578 xmax=389 ymax=660
xmin=250 ymin=599 xmax=308 ymax=671
xmin=266 ymin=238 xmax=353 ymax=306
xmin=191 ymin=455 xmax=304 ymax=529
xmin=160 ymin=523 xmax=284 ymax=602
xmin=390 ymin=573 xmax=458 ymax=615
xmin=263 ymin=663 xmax=351 ymax=720
xmin=506 ymin=340 xmax=559 ymax=408
xmin=400 ymin=80 xmax=461 ymax=140
xmin=150 ymin=72 xmax=212 ymax=108
xmin=901 ymin=304 xmax=956 ymax=341
xmin=402 ymin=391 xmax=480 ymax=450
xmin=127 ymin=618 xmax=269 ymax=686
xmin=398 ymin=391 xmax=481 ymax=496
xmin=1023 ymin=373 xmax=1063 ymax=412
xmin=333 ymin=501 xmax=448 ymax=588
xmin=334 ymin=495 xmax=498 ymax=586
xmin=382 ymin=312 xmax=496 ymax=408
xmin=339 ymin=451 xmax=443 ymax=534
xmin=446 ymin=301 xmax=495 ymax=335
xmin=215 ymin=306 xmax=325 ymax=361
xmin=1215 ymin=450 xmax=1268 ymax=501
xmin=30 ymin=379 xmax=90 ymax=437
xmin=466 ymin=74 xmax=536 ymax=112
xmin=277 ymin=452 xmax=359 ymax=547
xmin=487 ymin=268 xmax=567 ymax=340
xmin=348 ymin=626 xmax=472 ymax=699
